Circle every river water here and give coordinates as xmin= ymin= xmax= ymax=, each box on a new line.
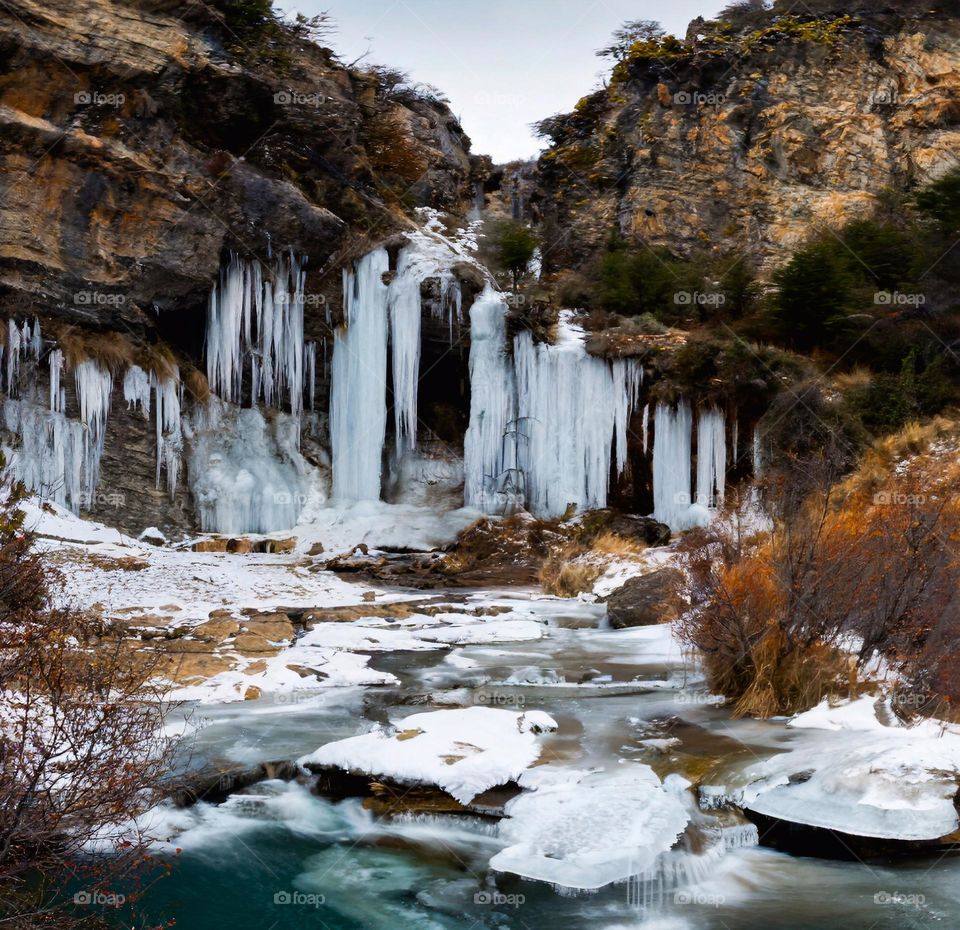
xmin=138 ymin=589 xmax=960 ymax=930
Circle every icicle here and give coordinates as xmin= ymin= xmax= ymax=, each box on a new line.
xmin=752 ymin=428 xmax=764 ymax=477
xmin=652 ymin=402 xmax=694 ymax=530
xmin=463 ymin=287 xmax=516 ymax=512
xmin=3 ymin=399 xmax=85 ymax=511
xmin=74 ymin=360 xmax=113 ymax=499
xmin=31 ymin=319 xmax=41 ymax=359
xmin=305 ymin=342 xmax=316 ymax=412
xmin=329 ymin=248 xmax=390 ymax=501
xmin=7 ymin=319 xmax=21 ymax=394
xmin=695 ymin=407 xmax=726 ymax=509
xmin=123 ymin=365 xmax=151 ymax=417
xmin=642 ymin=404 xmax=650 ymax=454
xmin=512 ymin=326 xmax=642 ymax=518
xmin=153 ymin=369 xmax=181 ymax=498
xmin=204 ymin=251 xmax=305 ymax=415
xmin=388 ymin=248 xmax=424 ymax=460
xmin=48 ymin=349 xmax=64 ymax=413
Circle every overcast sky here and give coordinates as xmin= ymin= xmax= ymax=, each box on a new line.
xmin=284 ymin=0 xmax=726 ymax=162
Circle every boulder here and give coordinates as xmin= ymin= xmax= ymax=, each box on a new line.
xmin=604 ymin=568 xmax=686 ymax=629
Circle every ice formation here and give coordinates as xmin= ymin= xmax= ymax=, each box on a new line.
xmin=490 ymin=767 xmax=689 ymax=891
xmin=123 ymin=365 xmax=151 ymax=416
xmin=183 ymin=398 xmax=312 ymax=534
xmin=330 ymin=248 xmax=390 ymax=501
xmin=122 ymin=364 xmax=180 ymax=497
xmin=463 ymin=287 xmax=516 ymax=511
xmin=652 ymin=402 xmax=693 ymax=529
xmin=205 ymin=250 xmax=307 ymax=415
xmin=653 ymin=402 xmax=728 ymax=530
xmin=695 ymin=407 xmax=727 ymax=508
xmin=73 ymin=361 xmax=113 ymax=497
xmin=723 ymin=696 xmax=960 ymax=841
xmin=512 ymin=316 xmax=642 ymax=518
xmin=3 ymin=356 xmax=113 ymax=514
xmin=4 ymin=318 xmax=40 ymax=395
xmin=48 ymin=348 xmax=64 ymax=414
xmin=153 ymin=371 xmax=181 ymax=498
xmin=330 ymin=235 xmax=468 ymax=500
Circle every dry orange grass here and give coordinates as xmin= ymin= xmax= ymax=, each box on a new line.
xmin=539 ymin=558 xmax=602 ymax=598
xmin=58 ymin=328 xmax=137 ymax=373
xmin=590 ymin=531 xmax=646 ymax=558
xmin=184 ymin=367 xmax=211 ymax=403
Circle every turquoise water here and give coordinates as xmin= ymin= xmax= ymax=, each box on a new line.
xmin=127 ymin=592 xmax=960 ymax=930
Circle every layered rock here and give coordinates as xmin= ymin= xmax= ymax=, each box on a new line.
xmin=535 ymin=8 xmax=960 ymax=273
xmin=0 ymin=0 xmax=477 ymax=532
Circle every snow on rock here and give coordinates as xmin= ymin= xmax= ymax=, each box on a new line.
xmin=170 ymin=648 xmax=398 ymax=704
xmin=490 ymin=767 xmax=689 ymax=891
xmin=300 ymin=706 xmax=558 ymax=804
xmin=728 ymin=696 xmax=960 ymax=841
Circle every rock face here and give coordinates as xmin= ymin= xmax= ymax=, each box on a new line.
xmin=605 ymin=567 xmax=685 ymax=629
xmin=535 ymin=7 xmax=960 ymax=273
xmin=0 ymin=0 xmax=477 ymax=533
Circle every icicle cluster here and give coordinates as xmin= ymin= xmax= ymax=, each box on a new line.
xmin=73 ymin=361 xmax=113 ymax=496
xmin=329 ymin=239 xmax=466 ymax=501
xmin=3 ymin=319 xmax=41 ymax=396
xmin=183 ymin=398 xmax=310 ymax=534
xmin=653 ymin=403 xmax=730 ymax=530
xmin=48 ymin=349 xmax=64 ymax=414
xmin=123 ymin=364 xmax=181 ymax=498
xmin=695 ymin=407 xmax=726 ymax=508
xmin=463 ymin=288 xmax=516 ymax=512
xmin=3 ymin=354 xmax=114 ymax=514
xmin=512 ymin=321 xmax=643 ymax=518
xmin=330 ymin=248 xmax=390 ymax=501
xmin=206 ymin=250 xmax=307 ymax=415
xmin=464 ymin=307 xmax=643 ymax=518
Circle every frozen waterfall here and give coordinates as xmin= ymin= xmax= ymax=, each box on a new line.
xmin=205 ymin=250 xmax=307 ymax=415
xmin=463 ymin=287 xmax=516 ymax=512
xmin=653 ymin=402 xmax=694 ymax=530
xmin=330 ymin=240 xmax=467 ymax=500
xmin=184 ymin=398 xmax=312 ymax=534
xmin=329 ymin=248 xmax=390 ymax=501
xmin=654 ymin=403 xmax=727 ymax=530
xmin=512 ymin=317 xmax=643 ymax=519
xmin=695 ymin=407 xmax=726 ymax=508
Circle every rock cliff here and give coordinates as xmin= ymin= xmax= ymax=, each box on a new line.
xmin=534 ymin=6 xmax=960 ymax=273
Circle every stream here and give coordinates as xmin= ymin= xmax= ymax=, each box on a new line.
xmin=138 ymin=588 xmax=960 ymax=929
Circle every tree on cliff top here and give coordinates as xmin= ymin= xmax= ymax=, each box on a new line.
xmin=597 ymin=20 xmax=665 ymax=60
